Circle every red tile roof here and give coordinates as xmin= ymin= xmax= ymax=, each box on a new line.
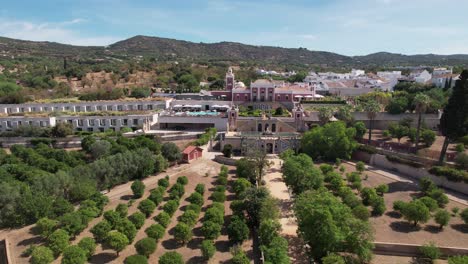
xmin=183 ymin=146 xmax=202 ymax=154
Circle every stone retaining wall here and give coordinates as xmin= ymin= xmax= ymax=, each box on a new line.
xmin=214 ymin=155 xmax=238 ymax=166
xmin=374 ymin=242 xmax=468 ymax=257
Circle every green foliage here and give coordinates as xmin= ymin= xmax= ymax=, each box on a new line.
xmin=187 ymin=192 xmax=204 ymax=207
xmin=235 ymin=158 xmax=257 ymax=183
xmin=124 ymin=255 xmax=148 ymax=264
xmin=302 ymin=121 xmax=357 ymax=161
xmin=211 ymin=191 xmax=226 ymax=202
xmin=360 ymin=187 xmax=378 ymax=206
xmin=429 ymin=166 xmax=468 ymax=183
xmin=106 ymin=231 xmax=129 ymax=255
xmin=128 ymin=212 xmax=146 ymax=229
xmin=352 ymin=205 xmax=370 ymax=221
xmin=138 ymin=199 xmax=156 ymax=217
xmin=355 ymin=161 xmax=365 ymax=173
xmin=129 ymin=87 xmax=151 ymax=98
xmin=162 ymin=200 xmax=179 ymax=216
xmin=179 ymin=210 xmax=199 ymax=227
xmin=47 ymin=229 xmax=70 ymax=257
xmin=35 ymin=218 xmax=58 ymax=239
xmin=116 ymin=203 xmax=128 ymax=218
xmin=159 ymin=251 xmax=184 ymax=264
xmin=421 ymin=129 xmax=436 ymax=147
xmin=259 ymin=219 xmax=282 ymax=246
xmin=427 ymin=189 xmax=449 ymax=208
xmin=418 ymin=197 xmax=439 ymax=212
xmin=201 ymin=239 xmax=216 ymax=260
xmin=103 ymin=210 xmax=122 ymax=229
xmin=51 ymin=122 xmax=73 ymax=138
xmin=322 ymin=253 xmax=345 ymax=264
xmin=319 ymin=164 xmax=334 ymax=175
xmin=77 ymin=237 xmax=96 ymax=259
xmin=30 ymin=246 xmax=54 ymax=264
xmin=393 ymin=200 xmax=407 ymax=213
xmin=375 ymin=184 xmax=389 ymax=196
xmin=154 ymin=212 xmax=171 ymax=228
xmin=145 ymin=224 xmax=165 ymax=241
xmin=448 ymin=255 xmax=468 ymax=264
xmin=201 ymin=221 xmax=222 ymax=240
xmin=185 ymin=204 xmax=202 ymax=214
xmin=227 ymin=215 xmax=250 ymax=243
xmin=354 ymin=121 xmax=367 ymax=139
xmin=223 ymin=144 xmax=233 ymax=158
xmin=386 ymin=96 xmax=408 ymax=114
xmin=262 ymin=236 xmax=290 ymax=264
xmin=131 ymin=180 xmax=145 ymax=198
xmin=401 ymin=200 xmax=430 ymax=226
xmin=460 ymin=209 xmax=468 ymax=224
xmin=158 ymin=177 xmax=170 ymax=189
xmin=116 ymin=218 xmax=137 ymax=242
xmin=195 ymin=183 xmax=205 ymax=194
xmin=455 ymin=153 xmax=468 ymax=171
xmin=233 ymin=178 xmax=251 ymax=198
xmin=434 ymin=209 xmax=451 ymax=229
xmin=90 ymin=220 xmax=112 ymax=242
xmin=61 ymin=245 xmax=87 ymax=264
xmin=282 ymin=154 xmax=323 ymax=194
xmin=135 ymin=237 xmax=157 ymax=257
xmin=161 ymin=142 xmax=181 ymax=162
xmin=169 ymin=183 xmax=185 ymax=199
xmin=148 ymin=189 xmax=164 ymax=206
xmin=231 ymin=247 xmax=250 ymax=264
xmin=371 ymin=196 xmax=386 ymax=216
xmin=294 ymin=189 xmax=374 ymax=262
xmin=173 ymin=222 xmax=192 ymax=244
xmin=420 ymin=242 xmax=441 ymax=260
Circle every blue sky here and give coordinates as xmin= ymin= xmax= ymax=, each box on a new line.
xmin=1 ymin=0 xmax=467 ymax=55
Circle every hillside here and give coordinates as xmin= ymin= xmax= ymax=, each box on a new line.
xmin=1 ymin=35 xmax=468 ymax=67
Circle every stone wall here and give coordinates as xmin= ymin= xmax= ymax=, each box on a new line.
xmin=214 ymin=155 xmax=238 ymax=166
xmin=374 ymin=242 xmax=468 ymax=257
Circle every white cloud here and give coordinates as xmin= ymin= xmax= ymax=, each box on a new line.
xmin=0 ymin=18 xmax=119 ymax=46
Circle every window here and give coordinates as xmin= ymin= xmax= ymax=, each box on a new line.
xmin=76 ymin=106 xmax=81 ymax=112
xmin=97 ymin=106 xmax=103 ymax=111
xmin=286 ymin=95 xmax=289 ymax=101
xmin=258 ymin=123 xmax=262 ymax=132
xmin=100 ymin=119 xmax=106 ymax=126
xmin=128 ymin=105 xmax=134 ymax=111
xmin=133 ymin=119 xmax=138 ymax=125
xmin=147 ymin=105 xmax=153 ymax=110
xmin=43 ymin=107 xmax=48 ymax=112
xmin=111 ymin=119 xmax=116 ymax=126
xmin=117 ymin=105 xmax=123 ymax=111
xmin=89 ymin=119 xmax=95 ymax=126
xmin=31 ymin=107 xmax=36 ymax=112
xmin=86 ymin=106 xmax=92 ymax=111
xmin=40 ymin=121 xmax=46 ymax=127
xmin=87 ymin=127 xmax=93 ymax=132
xmin=68 ymin=120 xmax=72 ymax=124
xmin=122 ymin=119 xmax=128 ymax=126
xmin=137 ymin=105 xmax=143 ymax=110
xmin=107 ymin=105 xmax=112 ymax=111
xmin=272 ymin=124 xmax=276 ymax=132
xmin=77 ymin=120 xmax=84 ymax=126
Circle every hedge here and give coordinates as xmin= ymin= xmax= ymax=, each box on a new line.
xmin=429 ymin=166 xmax=468 ymax=183
xmin=356 ymin=144 xmax=377 ymax=154
xmin=385 ymin=155 xmax=424 ymax=168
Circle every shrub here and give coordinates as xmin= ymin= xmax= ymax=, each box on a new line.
xmin=128 ymin=212 xmax=146 ymax=230
xmin=322 ymin=253 xmax=345 ymax=264
xmin=35 ymin=217 xmax=58 ymax=239
xmin=421 ymin=130 xmax=436 ymax=147
xmin=448 ymin=256 xmax=468 ymax=264
xmin=261 ymin=236 xmax=290 ymax=264
xmin=106 ymin=231 xmax=129 ymax=256
xmin=375 ymin=184 xmax=389 ymax=196
xmin=401 ymin=200 xmax=430 ymax=226
xmin=386 ymin=155 xmax=424 ymax=168
xmin=420 ymin=242 xmax=441 ymax=260
xmin=138 ymin=199 xmax=156 ymax=217
xmin=455 ymin=153 xmax=468 ymax=171
xmin=455 ymin=143 xmax=465 ymax=153
xmin=223 ymin=144 xmax=233 ymax=158
xmin=173 ymin=222 xmax=192 ymax=244
xmin=227 ymin=215 xmax=250 ymax=243
xmin=230 ymin=200 xmax=245 ymax=216
xmin=371 ymin=196 xmax=386 ymax=216
xmin=169 ymin=183 xmax=185 ymax=199
xmin=62 ymin=245 xmax=87 ymax=264
xmin=124 ymin=255 xmax=148 ymax=264
xmin=355 ymin=161 xmax=365 ymax=173
xmin=418 ymin=196 xmax=439 ymax=212
xmin=231 ymin=247 xmax=250 ymax=264
xmin=429 ymin=166 xmax=468 ymax=183
xmin=201 ymin=239 xmax=216 ymax=260
xmin=176 ymin=176 xmax=188 ymax=185
xmin=90 ymin=221 xmax=112 ymax=242
xmin=148 ymin=189 xmax=164 ymax=206
xmin=420 ymin=177 xmax=437 ymax=195
xmin=157 ymin=177 xmax=170 ymax=189
xmin=361 ymin=187 xmax=378 ymax=206
xmin=162 ymin=200 xmax=179 ymax=216
xmin=460 ymin=208 xmax=468 ymax=224
xmin=211 ymin=191 xmax=226 ymax=202
xmin=131 ymin=180 xmax=145 ymax=198
xmin=115 ymin=219 xmax=137 ymax=243
xmin=30 ymin=246 xmax=54 ymax=264
xmin=145 ymin=224 xmax=165 ymax=241
xmin=217 ymin=176 xmax=228 ymax=185
xmin=201 ymin=221 xmax=222 ymax=239
xmin=352 ymin=205 xmax=370 ymax=221
xmin=319 ymin=164 xmax=334 ymax=174
xmin=195 ymin=183 xmax=205 ymax=194
xmin=159 ymin=252 xmax=184 ymax=264
xmin=180 ymin=210 xmax=199 ymax=227
xmin=233 ymin=178 xmax=251 ymax=197
xmin=154 ymin=212 xmax=171 ymax=228
xmin=187 ymin=192 xmax=204 ymax=207
xmin=204 ymin=207 xmax=224 ymax=225
xmin=77 ymin=237 xmax=96 ymax=259
xmin=47 ymin=229 xmax=70 ymax=257
xmin=185 ymin=204 xmax=202 ymax=214
xmin=116 ymin=204 xmax=128 ymax=218
xmin=135 ymin=237 xmax=157 ymax=257
xmin=434 ymin=209 xmax=451 ymax=229
xmin=428 ymin=189 xmax=449 ymax=208
xmin=393 ymin=201 xmax=407 ymax=213
xmin=452 ymin=207 xmax=460 ymax=216
xmin=357 ymin=144 xmax=377 ymax=154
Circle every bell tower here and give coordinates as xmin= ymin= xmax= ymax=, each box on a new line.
xmin=293 ymin=104 xmax=305 ymax=132
xmin=227 ymin=105 xmax=239 ymax=131
xmin=225 ymin=67 xmax=235 ymax=91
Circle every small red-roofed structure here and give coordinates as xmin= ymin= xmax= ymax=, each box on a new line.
xmin=182 ymin=146 xmax=203 ymax=163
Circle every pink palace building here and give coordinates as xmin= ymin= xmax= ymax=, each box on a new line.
xmin=211 ymin=68 xmax=316 ymax=103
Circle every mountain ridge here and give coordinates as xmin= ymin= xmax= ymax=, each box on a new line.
xmin=1 ymin=35 xmax=468 ymax=67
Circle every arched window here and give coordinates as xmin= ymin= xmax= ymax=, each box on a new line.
xmin=258 ymin=123 xmax=262 ymax=132
xmin=265 ymin=123 xmax=269 ymax=132
xmin=272 ymin=123 xmax=276 ymax=132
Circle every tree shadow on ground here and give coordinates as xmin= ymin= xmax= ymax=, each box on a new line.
xmin=192 ymin=226 xmax=203 ymax=237
xmin=187 ymin=256 xmax=206 ymax=264
xmin=17 ymin=236 xmax=42 ymax=247
xmin=451 ymin=224 xmax=468 ymax=233
xmin=161 ymin=238 xmax=181 ymax=250
xmin=410 ymin=257 xmax=432 ymax=264
xmin=386 ymin=211 xmax=402 ymax=219
xmin=187 ymin=237 xmax=203 ymax=249
xmin=214 ymin=240 xmax=231 ymax=253
xmin=282 ymin=235 xmax=309 ymax=264
xmin=89 ymin=252 xmax=117 ymax=264
xmin=386 ymin=181 xmax=419 ymax=194
xmin=389 ymin=221 xmax=421 ymax=233
xmin=423 ymin=225 xmax=442 ymax=234
xmin=120 ymin=194 xmax=133 ymax=201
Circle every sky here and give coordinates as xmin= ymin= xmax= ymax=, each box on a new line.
xmin=0 ymin=0 xmax=467 ymax=56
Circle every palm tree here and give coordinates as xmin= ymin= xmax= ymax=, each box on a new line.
xmin=363 ymin=99 xmax=381 ymax=143
xmin=413 ymin=93 xmax=431 ymax=148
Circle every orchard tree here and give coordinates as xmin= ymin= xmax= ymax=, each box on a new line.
xmin=460 ymin=208 xmax=468 ymax=224
xmin=138 ymin=199 xmax=156 ymax=217
xmin=227 ymin=215 xmax=250 ymax=244
xmin=145 ymin=224 xmax=165 ymax=240
xmin=173 ymin=222 xmax=192 ymax=244
xmin=131 ymin=180 xmax=145 ymax=198
xmin=401 ymin=200 xmax=430 ymax=226
xmin=30 ymin=246 xmax=54 ymax=264
xmin=135 ymin=237 xmax=157 ymax=257
xmin=106 ymin=231 xmax=129 ymax=256
xmin=90 ymin=220 xmax=111 ymax=242
xmin=35 ymin=217 xmax=58 ymax=239
xmin=262 ymin=236 xmax=290 ymax=264
xmin=439 ymin=70 xmax=468 ymax=163
xmin=201 ymin=239 xmax=216 ymax=260
xmin=47 ymin=229 xmax=70 ymax=257
xmin=61 ymin=245 xmax=87 ymax=264
xmin=434 ymin=209 xmax=451 ymax=229
xmin=124 ymin=255 xmax=148 ymax=264
xmin=77 ymin=237 xmax=96 ymax=259
xmin=128 ymin=212 xmax=146 ymax=229
xmin=159 ymin=251 xmax=184 ymax=264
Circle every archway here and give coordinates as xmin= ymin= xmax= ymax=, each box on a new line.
xmin=258 ymin=123 xmax=262 ymax=132
xmin=266 ymin=143 xmax=273 ymax=154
